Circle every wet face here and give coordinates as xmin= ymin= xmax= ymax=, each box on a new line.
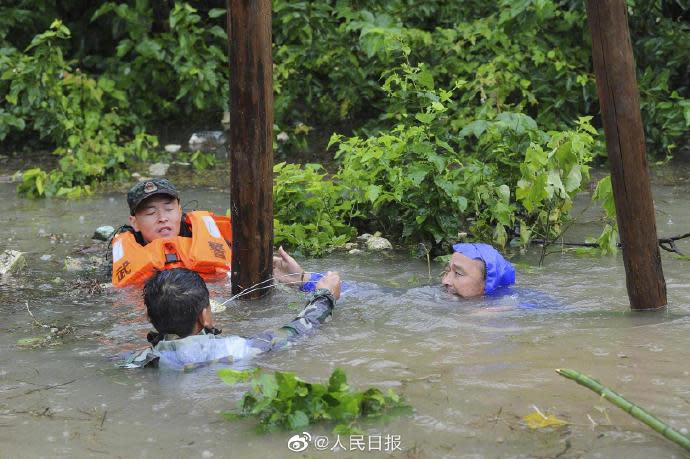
xmin=129 ymin=195 xmax=182 ymax=243
xmin=441 ymin=252 xmax=485 ymax=298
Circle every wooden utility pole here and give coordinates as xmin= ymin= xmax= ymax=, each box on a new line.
xmin=227 ymin=0 xmax=274 ymax=298
xmin=586 ymin=0 xmax=667 ymax=310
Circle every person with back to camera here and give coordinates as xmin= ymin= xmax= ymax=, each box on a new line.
xmin=119 ymin=268 xmax=341 ymax=370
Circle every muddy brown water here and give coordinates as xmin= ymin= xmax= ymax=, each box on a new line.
xmin=0 ymin=168 xmax=689 ymax=458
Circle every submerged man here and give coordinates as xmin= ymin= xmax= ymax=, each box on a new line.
xmin=441 ymin=243 xmax=516 ymax=298
xmin=120 ymin=268 xmax=341 ymax=370
xmin=274 ymin=242 xmax=515 ymax=298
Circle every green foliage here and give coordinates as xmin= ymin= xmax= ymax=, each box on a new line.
xmin=186 ymin=150 xmax=217 ymax=170
xmin=1 ymin=20 xmax=158 ymax=197
xmin=630 ymin=0 xmax=690 ymax=157
xmin=331 ymin=122 xmax=469 ymax=246
xmin=331 ymin=112 xmax=597 ymax=251
xmin=219 ymin=367 xmax=410 ymax=434
xmin=0 ymin=0 xmax=686 ymax=258
xmin=265 ymin=1 xmax=684 ymax=253
xmin=273 ymin=162 xmax=355 ymax=255
xmin=638 ymin=68 xmax=690 ymax=160
xmin=274 ymin=60 xmax=598 ymax=254
xmin=2 ymin=0 xmax=689 ymax=161
xmin=515 ymin=116 xmax=595 ymax=248
xmin=588 ymin=175 xmax=619 ymax=255
xmin=91 ymin=1 xmax=228 ymax=120
xmin=2 ymin=20 xmax=74 ymax=143
xmin=272 ymin=2 xmax=396 ymax=129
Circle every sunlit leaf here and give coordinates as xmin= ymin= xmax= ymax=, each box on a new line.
xmin=415 ymin=112 xmax=436 ymax=124
xmin=522 ymin=411 xmax=569 ymax=429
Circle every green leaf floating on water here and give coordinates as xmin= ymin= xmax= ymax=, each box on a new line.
xmin=523 ymin=411 xmax=569 ymax=429
xmin=218 ymin=368 xmax=259 ymax=385
xmin=219 ymin=367 xmax=411 ymax=433
xmin=16 ymin=337 xmax=45 ymax=348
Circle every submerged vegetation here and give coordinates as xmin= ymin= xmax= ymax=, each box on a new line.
xmin=1 ymin=0 xmax=689 ymax=252
xmin=219 ymin=367 xmax=410 ymax=433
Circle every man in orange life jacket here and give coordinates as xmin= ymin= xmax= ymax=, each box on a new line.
xmin=112 ymin=178 xmax=325 ymax=290
xmin=111 ymin=178 xmax=234 ymax=287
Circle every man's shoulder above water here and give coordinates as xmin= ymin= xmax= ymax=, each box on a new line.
xmin=120 ymin=332 xmax=255 ymax=370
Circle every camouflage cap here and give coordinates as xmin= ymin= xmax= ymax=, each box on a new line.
xmin=127 ymin=178 xmax=180 ymax=215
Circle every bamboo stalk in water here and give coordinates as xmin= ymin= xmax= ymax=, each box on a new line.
xmin=556 ymin=368 xmax=690 ymax=451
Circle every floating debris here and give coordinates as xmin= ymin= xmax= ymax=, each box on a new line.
xmin=0 ymin=250 xmax=26 ymax=275
xmin=557 ymin=368 xmax=690 ymax=451
xmin=357 ymin=233 xmax=373 ymax=242
xmin=64 ymin=257 xmax=85 ymax=272
xmin=189 ymin=131 xmax=226 ymax=149
xmin=210 ymin=298 xmax=226 ymax=313
xmin=16 ymin=337 xmax=45 ymax=348
xmin=70 ymin=277 xmax=104 ymax=295
xmin=148 ymin=162 xmax=170 ymax=177
xmin=522 ymin=406 xmax=569 ymax=429
xmin=19 ymin=302 xmax=76 ymax=349
xmin=93 ymin=225 xmax=115 ymax=241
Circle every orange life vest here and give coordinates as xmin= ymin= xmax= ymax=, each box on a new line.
xmin=111 ymin=211 xmax=232 ymax=288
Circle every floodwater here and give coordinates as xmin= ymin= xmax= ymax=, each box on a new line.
xmin=1 ymin=167 xmax=689 ymax=459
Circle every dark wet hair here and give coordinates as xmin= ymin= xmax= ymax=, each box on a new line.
xmin=143 ymin=268 xmax=209 ymax=338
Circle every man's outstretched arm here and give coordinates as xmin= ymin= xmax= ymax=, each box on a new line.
xmin=245 ymin=272 xmax=341 ymax=354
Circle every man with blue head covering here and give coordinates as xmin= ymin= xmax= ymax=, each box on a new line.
xmin=442 ymin=243 xmax=516 ymax=297
xmin=275 ymin=240 xmax=514 ymax=299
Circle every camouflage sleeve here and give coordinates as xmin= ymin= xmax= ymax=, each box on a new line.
xmin=244 ymin=289 xmax=336 ymax=355
xmin=117 ymin=347 xmax=160 ymax=369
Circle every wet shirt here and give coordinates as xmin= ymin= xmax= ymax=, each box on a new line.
xmin=119 ymin=290 xmax=336 ymax=370
xmin=484 ymin=286 xmax=563 ymax=310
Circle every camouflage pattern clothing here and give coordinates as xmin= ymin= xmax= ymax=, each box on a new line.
xmin=119 ymin=289 xmax=336 ymax=370
xmin=127 ymin=178 xmax=179 ymax=215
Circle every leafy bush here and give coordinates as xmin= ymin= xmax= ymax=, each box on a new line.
xmin=0 ymin=0 xmax=685 ymax=258
xmin=273 ymin=58 xmax=600 ymax=255
xmin=638 ymin=68 xmax=690 ymax=160
xmin=219 ymin=367 xmax=410 ymax=434
xmin=515 ymin=117 xmax=596 ymax=248
xmin=586 ymin=175 xmax=619 ymax=255
xmin=1 ymin=20 xmax=157 ymax=197
xmin=329 ymin=114 xmax=598 ymax=252
xmin=91 ymin=2 xmax=228 ymax=121
xmin=273 ymin=162 xmax=355 ymax=255
xmin=2 ymin=1 xmax=689 ymax=161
